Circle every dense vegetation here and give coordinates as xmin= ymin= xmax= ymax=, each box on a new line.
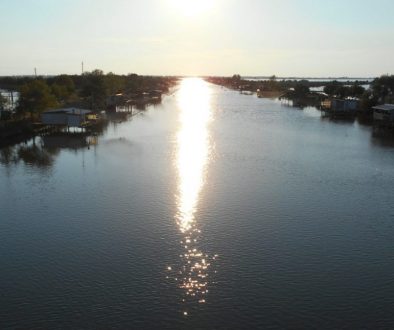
xmin=1 ymin=72 xmax=394 ymax=122
xmin=207 ymin=74 xmax=394 ymax=113
xmin=0 ymin=71 xmax=177 ymax=120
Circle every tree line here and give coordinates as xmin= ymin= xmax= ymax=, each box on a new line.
xmin=207 ymin=74 xmax=394 ymax=112
xmin=0 ymin=71 xmax=177 ymax=120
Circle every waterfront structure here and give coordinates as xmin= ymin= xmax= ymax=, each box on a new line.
xmin=372 ymin=104 xmax=394 ymax=123
xmin=106 ymin=90 xmax=162 ymax=113
xmin=106 ymin=93 xmax=126 ymax=112
xmin=321 ymin=98 xmax=359 ymax=115
xmin=41 ymin=108 xmax=92 ymax=127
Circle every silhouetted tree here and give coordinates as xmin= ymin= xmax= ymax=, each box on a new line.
xmin=50 ymin=74 xmax=75 ymax=103
xmin=323 ymin=80 xmax=341 ymax=96
xmin=371 ymin=75 xmax=394 ymax=103
xmin=105 ymin=72 xmax=126 ymax=95
xmin=79 ymin=69 xmax=107 ymax=110
xmin=18 ymin=80 xmax=58 ymax=119
xmin=294 ymin=80 xmax=310 ymax=95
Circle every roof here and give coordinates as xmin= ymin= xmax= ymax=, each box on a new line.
xmin=43 ymin=108 xmax=92 ymax=115
xmin=372 ymin=104 xmax=394 ymax=112
xmin=333 ymin=98 xmax=359 ymax=102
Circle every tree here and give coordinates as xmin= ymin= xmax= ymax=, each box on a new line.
xmin=79 ymin=69 xmax=107 ymax=110
xmin=323 ymin=80 xmax=341 ymax=96
xmin=50 ymin=74 xmax=75 ymax=102
xmin=18 ymin=80 xmax=58 ymax=119
xmin=294 ymin=80 xmax=310 ymax=95
xmin=324 ymin=81 xmax=366 ymax=99
xmin=0 ymin=93 xmax=7 ymax=110
xmin=105 ymin=72 xmax=125 ymax=95
xmin=91 ymin=69 xmax=104 ymax=76
xmin=125 ymin=73 xmax=142 ymax=93
xmin=371 ymin=75 xmax=394 ymax=103
xmin=348 ymin=84 xmax=365 ymax=97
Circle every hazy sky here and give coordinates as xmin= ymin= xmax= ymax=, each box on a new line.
xmin=1 ymin=0 xmax=394 ymax=77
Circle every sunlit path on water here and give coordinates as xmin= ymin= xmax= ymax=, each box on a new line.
xmin=169 ymin=78 xmax=217 ymax=314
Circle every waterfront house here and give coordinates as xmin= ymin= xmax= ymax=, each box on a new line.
xmin=332 ymin=98 xmax=359 ymax=113
xmin=372 ymin=104 xmax=394 ymax=122
xmin=41 ymin=108 xmax=92 ymax=127
xmin=148 ymin=90 xmax=162 ymax=99
xmin=321 ymin=98 xmax=359 ymax=115
xmin=106 ymin=93 xmax=125 ymax=112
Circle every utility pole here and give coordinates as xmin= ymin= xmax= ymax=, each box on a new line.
xmin=34 ymin=67 xmax=37 ymax=78
xmin=81 ymin=61 xmax=84 ymax=75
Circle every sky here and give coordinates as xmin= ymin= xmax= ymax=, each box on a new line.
xmin=1 ymin=0 xmax=394 ymax=77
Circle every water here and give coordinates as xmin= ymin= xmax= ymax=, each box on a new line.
xmin=1 ymin=78 xmax=394 ymax=329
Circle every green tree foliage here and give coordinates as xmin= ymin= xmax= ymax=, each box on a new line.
xmin=18 ymin=80 xmax=58 ymax=118
xmin=0 ymin=71 xmax=177 ymax=114
xmin=360 ymin=90 xmax=378 ymax=112
xmin=294 ymin=80 xmax=310 ymax=95
xmin=323 ymin=80 xmax=341 ymax=96
xmin=105 ymin=72 xmax=126 ymax=95
xmin=79 ymin=69 xmax=107 ymax=110
xmin=371 ymin=75 xmax=394 ymax=103
xmin=50 ymin=74 xmax=75 ymax=102
xmin=324 ymin=81 xmax=365 ymax=98
xmin=348 ymin=84 xmax=365 ymax=97
xmin=125 ymin=73 xmax=141 ymax=92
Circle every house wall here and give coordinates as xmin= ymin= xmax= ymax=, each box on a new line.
xmin=345 ymin=100 xmax=358 ymax=111
xmin=67 ymin=114 xmax=84 ymax=127
xmin=373 ymin=110 xmax=394 ymax=121
xmin=332 ymin=99 xmax=358 ymax=113
xmin=42 ymin=113 xmax=67 ymax=125
xmin=42 ymin=112 xmax=87 ymax=127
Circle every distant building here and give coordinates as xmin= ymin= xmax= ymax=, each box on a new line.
xmin=332 ymin=98 xmax=359 ymax=113
xmin=321 ymin=98 xmax=359 ymax=115
xmin=106 ymin=93 xmax=125 ymax=112
xmin=372 ymin=104 xmax=394 ymax=122
xmin=41 ymin=108 xmax=92 ymax=127
xmin=148 ymin=90 xmax=162 ymax=99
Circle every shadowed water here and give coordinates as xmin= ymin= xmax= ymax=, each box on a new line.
xmin=1 ymin=78 xmax=394 ymax=329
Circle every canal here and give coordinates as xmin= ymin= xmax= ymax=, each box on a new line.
xmin=1 ymin=78 xmax=394 ymax=329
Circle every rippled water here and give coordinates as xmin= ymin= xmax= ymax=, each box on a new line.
xmin=1 ymin=78 xmax=394 ymax=329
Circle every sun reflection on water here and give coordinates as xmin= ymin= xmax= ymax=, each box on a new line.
xmin=169 ymin=78 xmax=215 ymax=314
xmin=176 ymin=78 xmax=212 ymax=231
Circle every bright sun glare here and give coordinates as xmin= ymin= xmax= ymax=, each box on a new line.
xmin=170 ymin=0 xmax=214 ymax=17
xmin=176 ymin=78 xmax=212 ymax=232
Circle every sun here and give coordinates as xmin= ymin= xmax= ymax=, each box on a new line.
xmin=169 ymin=0 xmax=215 ymax=17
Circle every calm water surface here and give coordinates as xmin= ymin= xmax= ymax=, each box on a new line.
xmin=1 ymin=78 xmax=394 ymax=329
